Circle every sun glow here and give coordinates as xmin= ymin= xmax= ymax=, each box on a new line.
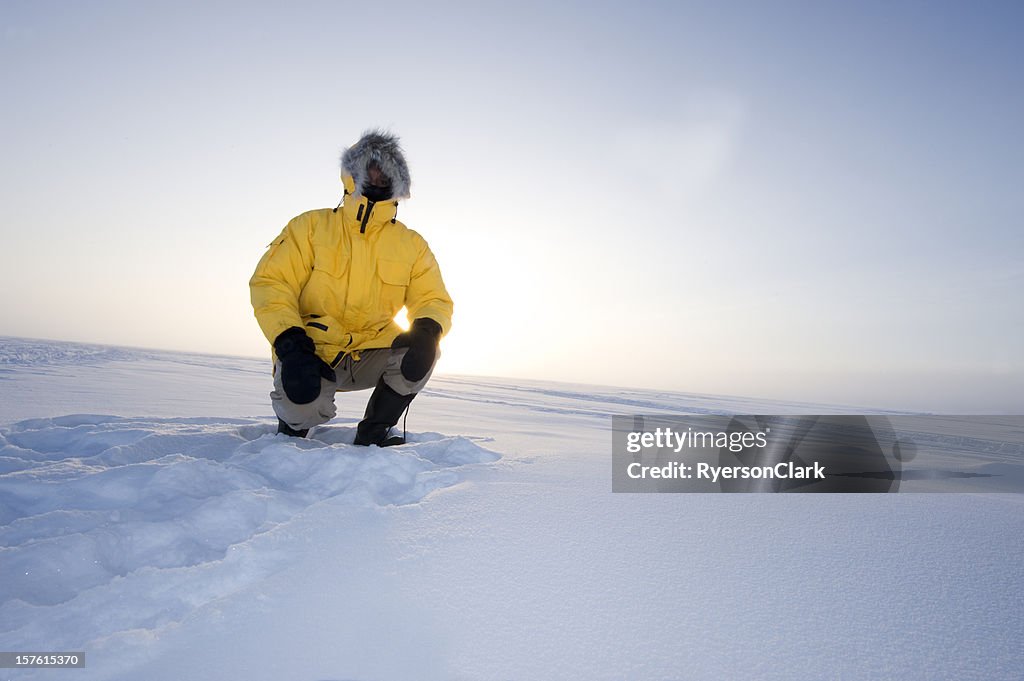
xmin=394 ymin=307 xmax=411 ymax=331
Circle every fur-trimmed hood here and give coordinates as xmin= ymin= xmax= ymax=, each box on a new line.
xmin=341 ymin=129 xmax=412 ymax=201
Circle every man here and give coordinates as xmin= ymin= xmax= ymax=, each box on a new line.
xmin=250 ymin=130 xmax=453 ymax=446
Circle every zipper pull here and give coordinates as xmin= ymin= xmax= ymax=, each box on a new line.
xmin=360 ymin=200 xmax=375 ymax=233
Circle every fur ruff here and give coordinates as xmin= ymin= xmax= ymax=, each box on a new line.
xmin=341 ymin=129 xmax=412 ymax=200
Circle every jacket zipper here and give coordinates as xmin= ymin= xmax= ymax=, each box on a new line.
xmin=360 ymin=200 xmax=375 ymax=234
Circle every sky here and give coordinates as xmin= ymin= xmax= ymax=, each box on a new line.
xmin=1 ymin=0 xmax=1022 ymax=412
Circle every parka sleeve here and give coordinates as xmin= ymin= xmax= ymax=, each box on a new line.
xmin=405 ymin=234 xmax=454 ymax=336
xmin=249 ymin=213 xmax=315 ymax=345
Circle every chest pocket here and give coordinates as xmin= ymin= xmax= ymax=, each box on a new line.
xmin=313 ymin=247 xmax=349 ymax=278
xmin=376 ymin=259 xmax=411 ymax=312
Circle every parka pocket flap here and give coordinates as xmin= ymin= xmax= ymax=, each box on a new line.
xmin=313 ymin=249 xmax=349 ymax=277
xmin=376 ymin=259 xmax=411 ymax=286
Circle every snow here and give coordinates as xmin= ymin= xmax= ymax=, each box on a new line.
xmin=0 ymin=336 xmax=1021 ymax=680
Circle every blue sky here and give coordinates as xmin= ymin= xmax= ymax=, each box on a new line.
xmin=1 ymin=1 xmax=1021 ymax=411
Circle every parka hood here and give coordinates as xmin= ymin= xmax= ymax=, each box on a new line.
xmin=341 ymin=129 xmax=412 ymax=201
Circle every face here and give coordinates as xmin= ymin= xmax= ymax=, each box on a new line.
xmin=366 ymin=162 xmax=391 ymax=188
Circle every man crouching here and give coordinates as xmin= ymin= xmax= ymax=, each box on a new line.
xmin=250 ymin=129 xmax=453 ymax=446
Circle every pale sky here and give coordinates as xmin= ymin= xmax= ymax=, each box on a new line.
xmin=1 ymin=1 xmax=1021 ymax=412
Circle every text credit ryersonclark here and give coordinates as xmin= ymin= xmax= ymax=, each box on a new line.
xmin=626 ymin=461 xmax=826 ymax=482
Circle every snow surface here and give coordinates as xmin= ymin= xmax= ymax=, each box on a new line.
xmin=0 ymin=337 xmax=1021 ymax=680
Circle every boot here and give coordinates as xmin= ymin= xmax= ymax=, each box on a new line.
xmin=354 ymin=378 xmax=415 ymax=447
xmin=277 ymin=419 xmax=309 ymax=438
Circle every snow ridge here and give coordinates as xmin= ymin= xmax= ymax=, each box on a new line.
xmin=0 ymin=414 xmax=499 ymax=652
xmin=0 ymin=337 xmax=136 ymax=369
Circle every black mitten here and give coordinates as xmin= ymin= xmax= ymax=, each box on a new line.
xmin=391 ymin=318 xmax=442 ymax=383
xmin=274 ymin=327 xmax=336 ymax=404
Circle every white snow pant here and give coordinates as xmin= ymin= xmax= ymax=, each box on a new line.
xmin=271 ymin=347 xmax=437 ymax=431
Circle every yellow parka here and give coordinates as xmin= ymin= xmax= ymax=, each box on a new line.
xmin=250 ymin=175 xmax=453 ymax=367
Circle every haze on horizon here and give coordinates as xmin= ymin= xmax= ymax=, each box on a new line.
xmin=1 ymin=1 xmax=1021 ymax=412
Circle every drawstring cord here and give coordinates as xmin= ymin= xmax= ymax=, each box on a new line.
xmin=333 ymin=189 xmax=349 ymax=213
xmin=400 ymin=401 xmax=410 ymax=443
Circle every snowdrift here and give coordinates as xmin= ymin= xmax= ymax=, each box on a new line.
xmin=0 ymin=413 xmax=498 ymax=668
